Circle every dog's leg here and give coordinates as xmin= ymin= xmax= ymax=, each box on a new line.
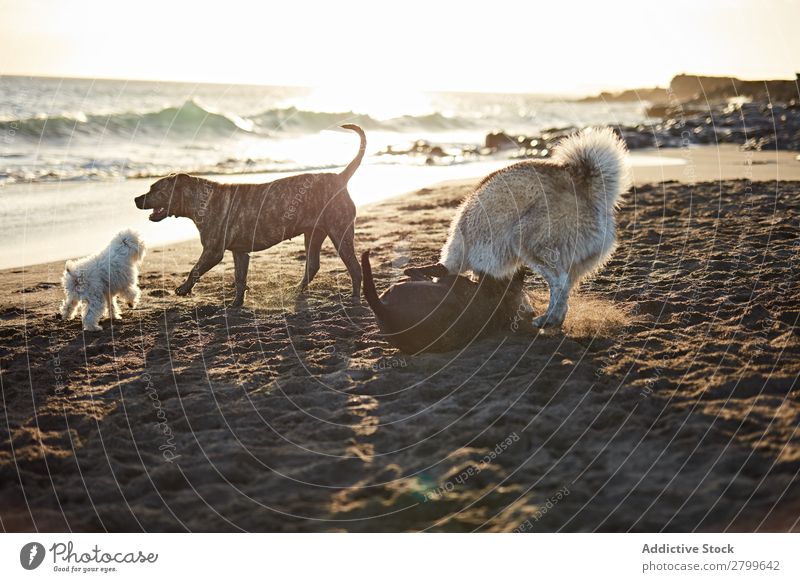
xmin=299 ymin=229 xmax=327 ymax=291
xmin=176 ymin=248 xmax=225 ymax=296
xmin=230 ymin=251 xmax=250 ymax=308
xmin=60 ymin=296 xmax=80 ymax=320
xmin=532 ymin=268 xmax=571 ymax=328
xmin=508 ymin=269 xmax=534 ymax=317
xmin=107 ymin=293 xmax=122 ymax=320
xmin=82 ymin=295 xmax=104 ymax=331
xmin=404 ymin=263 xmax=450 ymax=280
xmin=329 ymin=222 xmax=362 ymax=301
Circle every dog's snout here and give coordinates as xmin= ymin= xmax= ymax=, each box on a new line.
xmin=134 ymin=194 xmax=146 ymax=209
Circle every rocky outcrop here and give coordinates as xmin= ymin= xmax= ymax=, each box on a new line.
xmin=582 ymin=73 xmax=799 ymax=105
xmin=672 ymin=73 xmax=800 ymax=104
xmin=579 ymin=87 xmax=669 ymax=103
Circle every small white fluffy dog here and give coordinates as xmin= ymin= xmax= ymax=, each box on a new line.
xmin=60 ymin=229 xmax=146 ymax=331
xmin=408 ymin=127 xmax=631 ymax=328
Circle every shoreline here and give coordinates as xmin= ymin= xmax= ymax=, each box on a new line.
xmin=2 ymin=144 xmax=800 ymax=271
xmin=0 ymin=173 xmax=798 ymax=532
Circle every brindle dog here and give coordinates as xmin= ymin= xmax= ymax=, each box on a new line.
xmin=135 ymin=125 xmax=365 ymax=307
xmin=361 ymin=251 xmax=529 ymax=353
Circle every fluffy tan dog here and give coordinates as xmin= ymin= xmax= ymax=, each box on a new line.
xmin=407 ymin=128 xmax=631 ymax=328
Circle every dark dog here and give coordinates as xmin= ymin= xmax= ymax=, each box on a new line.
xmin=134 ymin=124 xmax=366 ymax=307
xmin=362 ymin=251 xmax=529 ymax=353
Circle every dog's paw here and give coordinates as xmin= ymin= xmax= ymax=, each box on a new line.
xmin=83 ymin=325 xmax=103 ymax=332
xmin=175 ymin=284 xmax=192 ymax=296
xmin=403 ymin=268 xmax=428 ymax=281
xmin=404 ymin=263 xmax=449 ymax=280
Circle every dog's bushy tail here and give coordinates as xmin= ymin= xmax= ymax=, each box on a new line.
xmin=361 ymin=250 xmax=388 ymax=318
xmin=339 ymin=124 xmax=366 ymax=183
xmin=552 ymin=127 xmax=632 ymax=207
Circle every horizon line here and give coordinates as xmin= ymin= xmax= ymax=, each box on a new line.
xmin=3 ymin=70 xmax=798 ymax=98
xmin=0 ymin=71 xmax=590 ymax=97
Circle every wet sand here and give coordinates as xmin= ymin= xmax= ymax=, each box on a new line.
xmin=0 ymin=174 xmax=798 ymax=532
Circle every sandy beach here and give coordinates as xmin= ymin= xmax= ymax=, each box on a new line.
xmin=1 ymin=156 xmax=798 ymax=531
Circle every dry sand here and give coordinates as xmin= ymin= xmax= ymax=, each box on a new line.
xmin=1 ymin=175 xmax=798 ymax=532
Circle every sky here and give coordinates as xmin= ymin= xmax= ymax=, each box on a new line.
xmin=1 ymin=0 xmax=798 ymax=94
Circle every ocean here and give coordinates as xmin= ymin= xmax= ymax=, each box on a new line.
xmin=0 ymin=76 xmax=654 ymax=268
xmin=0 ymin=76 xmax=650 ymax=185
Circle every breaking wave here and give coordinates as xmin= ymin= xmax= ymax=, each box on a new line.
xmin=0 ymin=99 xmax=476 ymax=141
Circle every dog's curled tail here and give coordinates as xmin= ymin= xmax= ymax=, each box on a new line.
xmin=339 ymin=124 xmax=367 ymax=183
xmin=552 ymin=127 xmax=632 ymax=207
xmin=361 ymin=251 xmax=388 ymax=318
